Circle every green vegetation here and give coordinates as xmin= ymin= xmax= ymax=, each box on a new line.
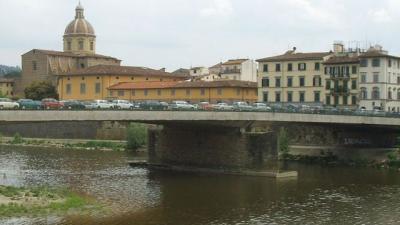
xmin=24 ymin=81 xmax=58 ymax=100
xmin=278 ymin=127 xmax=289 ymax=159
xmin=10 ymin=133 xmax=23 ymax=144
xmin=126 ymin=123 xmax=148 ymax=151
xmin=66 ymin=141 xmax=126 ymax=151
xmin=0 ymin=185 xmax=101 ymax=217
xmin=387 ymin=151 xmax=400 ymax=168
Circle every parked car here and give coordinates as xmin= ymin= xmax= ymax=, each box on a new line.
xmin=112 ymin=100 xmax=134 ymax=110
xmin=0 ymin=98 xmax=19 ymax=109
xmin=61 ymin=100 xmax=85 ymax=110
xmin=252 ymin=103 xmax=271 ymax=112
xmin=232 ymin=102 xmax=253 ymax=111
xmin=42 ymin=98 xmax=63 ymax=110
xmin=198 ymin=102 xmax=214 ymax=111
xmin=17 ymin=99 xmax=42 ymax=110
xmin=284 ymin=104 xmax=300 ymax=113
xmin=372 ymin=109 xmax=386 ymax=116
xmin=169 ymin=101 xmax=196 ymax=110
xmin=82 ymin=101 xmax=97 ymax=110
xmin=140 ymin=101 xmax=168 ymax=110
xmin=92 ymin=100 xmax=115 ymax=109
xmin=213 ymin=102 xmax=234 ymax=111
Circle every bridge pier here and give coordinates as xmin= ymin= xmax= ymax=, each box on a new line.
xmin=148 ymin=124 xmax=278 ymax=169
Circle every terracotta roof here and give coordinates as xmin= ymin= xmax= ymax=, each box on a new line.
xmin=359 ymin=51 xmax=400 ymax=59
xmin=29 ymin=49 xmax=120 ymax=61
xmin=190 ymin=66 xmax=206 ymax=70
xmin=323 ymin=56 xmax=360 ymax=65
xmin=59 ymin=65 xmax=190 ymax=78
xmin=257 ymin=52 xmax=331 ymax=62
xmin=108 ymin=80 xmax=257 ymax=90
xmin=172 ymin=68 xmax=190 ymax=76
xmin=221 ymin=59 xmax=248 ymax=65
xmin=209 ymin=63 xmax=222 ymax=69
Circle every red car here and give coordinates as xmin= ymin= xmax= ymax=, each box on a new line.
xmin=42 ymin=98 xmax=64 ymax=110
xmin=198 ymin=102 xmax=214 ymax=111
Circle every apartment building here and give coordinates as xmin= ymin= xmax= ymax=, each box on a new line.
xmin=220 ymin=59 xmax=257 ymax=82
xmin=358 ymin=46 xmax=400 ymax=111
xmin=257 ymin=48 xmax=332 ymax=104
xmin=189 ymin=67 xmax=209 ymax=77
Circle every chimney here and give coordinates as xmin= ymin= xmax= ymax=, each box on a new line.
xmin=159 ymin=68 xmax=166 ymax=72
xmin=333 ymin=41 xmax=345 ymax=54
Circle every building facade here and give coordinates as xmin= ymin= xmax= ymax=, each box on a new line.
xmin=57 ymin=65 xmax=188 ymax=100
xmin=107 ymin=80 xmax=257 ymax=103
xmin=220 ymin=59 xmax=257 ymax=82
xmin=257 ymin=49 xmax=332 ymax=105
xmin=0 ymin=79 xmax=15 ymax=97
xmin=19 ymin=3 xmax=121 ymax=95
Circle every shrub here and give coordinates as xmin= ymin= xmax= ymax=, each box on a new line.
xmin=278 ymin=127 xmax=290 ymax=158
xmin=126 ymin=123 xmax=147 ymax=151
xmin=11 ymin=133 xmax=24 ymax=144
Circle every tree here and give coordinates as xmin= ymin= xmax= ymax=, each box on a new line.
xmin=278 ymin=127 xmax=290 ymax=159
xmin=24 ymin=81 xmax=58 ymax=100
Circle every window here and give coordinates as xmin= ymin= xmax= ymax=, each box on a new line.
xmin=217 ymin=88 xmax=222 ymax=95
xmin=144 ymin=90 xmax=148 ymax=96
xmin=372 ymin=87 xmax=380 ymax=99
xmin=80 ymin=83 xmax=86 ymax=94
xmin=263 ymin=64 xmax=268 ymax=72
xmin=79 ymin=41 xmax=84 ymax=50
xmin=200 ymin=88 xmax=205 ymax=96
xmin=263 ymin=92 xmax=268 ymax=102
xmin=95 ymin=83 xmax=101 ymax=94
xmin=80 ymin=63 xmax=85 ymax=69
xmin=398 ymin=90 xmax=400 ymax=100
xmin=32 ymin=61 xmax=37 ymax=71
xmin=361 ymin=73 xmax=367 ymax=83
xmin=298 ymin=63 xmax=306 ymax=71
xmin=372 ymin=58 xmax=380 ymax=67
xmin=352 ymin=66 xmax=357 ymax=74
xmin=398 ymin=77 xmax=400 ymax=85
xmin=275 ymin=78 xmax=281 ymax=87
xmin=171 ymin=89 xmax=175 ymax=96
xmin=287 ymin=92 xmax=293 ymax=102
xmin=326 ymin=80 xmax=331 ymax=90
xmin=288 ymin=63 xmax=293 ymax=72
xmin=299 ymin=77 xmax=305 ymax=87
xmin=287 ymin=77 xmax=293 ymax=87
xmin=131 ymin=90 xmax=135 ymax=96
xmin=66 ymin=84 xmax=71 ymax=95
xmin=314 ymin=92 xmax=320 ymax=102
xmin=67 ymin=42 xmax=72 ymax=51
xmin=81 ymin=77 xmax=85 ymax=81
xmin=118 ymin=91 xmax=124 ymax=97
xmin=360 ymin=88 xmax=367 ymax=100
xmin=90 ymin=42 xmax=94 ymax=51
xmin=313 ymin=76 xmax=321 ymax=87
xmin=373 ymin=73 xmax=379 ymax=83
xmin=334 ymin=96 xmax=339 ymax=106
xmin=158 ymin=90 xmax=162 ymax=96
xmin=389 ymin=59 xmax=392 ymax=67
xmin=324 ymin=67 xmax=328 ymax=75
xmin=236 ymin=88 xmax=241 ymax=96
xmin=351 ymin=80 xmax=357 ymax=90
xmin=315 ymin=62 xmax=320 ymax=71
xmin=186 ymin=89 xmax=191 ymax=96
xmin=299 ymin=92 xmax=305 ymax=102
xmin=275 ymin=92 xmax=281 ymax=102
xmin=326 ymin=96 xmax=331 ymax=105
xmin=388 ymin=89 xmax=392 ymax=99
xmin=275 ymin=64 xmax=281 ymax=72
xmin=360 ymin=59 xmax=368 ymax=67
xmin=351 ymin=96 xmax=357 ymax=105
xmin=261 ymin=78 xmax=269 ymax=87
xmin=343 ymin=96 xmax=348 ymax=105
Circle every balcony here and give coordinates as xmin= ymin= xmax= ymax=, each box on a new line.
xmin=221 ymin=69 xmax=241 ymax=74
xmin=329 ymin=86 xmax=350 ymax=96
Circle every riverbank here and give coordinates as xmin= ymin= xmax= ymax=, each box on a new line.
xmin=0 ymin=136 xmax=147 ymax=152
xmin=0 ymin=186 xmax=101 ymax=217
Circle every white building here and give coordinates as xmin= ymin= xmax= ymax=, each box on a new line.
xmin=358 ymin=45 xmax=400 ymax=112
xmin=189 ymin=67 xmax=209 ymax=77
xmin=220 ymin=59 xmax=258 ymax=82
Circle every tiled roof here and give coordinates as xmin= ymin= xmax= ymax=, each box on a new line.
xmin=221 ymin=59 xmax=248 ymax=65
xmin=257 ymin=52 xmax=331 ymax=62
xmin=323 ymin=56 xmax=360 ymax=65
xmin=209 ymin=63 xmax=222 ymax=69
xmin=29 ymin=49 xmax=120 ymax=61
xmin=59 ymin=65 xmax=190 ymax=78
xmin=359 ymin=51 xmax=400 ymax=59
xmin=108 ymin=80 xmax=257 ymax=90
xmin=172 ymin=68 xmax=190 ymax=76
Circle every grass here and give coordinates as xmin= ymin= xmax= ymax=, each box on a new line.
xmin=0 ymin=185 xmax=102 ymax=218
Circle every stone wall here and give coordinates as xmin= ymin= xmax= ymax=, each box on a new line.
xmin=148 ymin=124 xmax=277 ymax=169
xmin=0 ymin=121 xmax=128 ymax=140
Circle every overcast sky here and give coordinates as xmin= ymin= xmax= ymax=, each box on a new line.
xmin=1 ymin=0 xmax=400 ymax=71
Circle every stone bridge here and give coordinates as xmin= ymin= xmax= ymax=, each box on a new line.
xmin=1 ymin=110 xmax=399 ymax=169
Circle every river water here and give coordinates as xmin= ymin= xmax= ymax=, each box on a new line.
xmin=0 ymin=146 xmax=400 ymax=225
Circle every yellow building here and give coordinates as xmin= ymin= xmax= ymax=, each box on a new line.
xmin=0 ymin=79 xmax=15 ymax=97
xmin=107 ymin=80 xmax=258 ymax=103
xmin=57 ymin=65 xmax=189 ymax=100
xmin=257 ymin=49 xmax=332 ymax=104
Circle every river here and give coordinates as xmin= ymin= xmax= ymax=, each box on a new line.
xmin=0 ymin=146 xmax=400 ymax=225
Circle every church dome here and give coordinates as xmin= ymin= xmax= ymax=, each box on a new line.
xmin=64 ymin=2 xmax=95 ymax=37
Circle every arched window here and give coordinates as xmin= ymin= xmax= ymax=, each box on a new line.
xmin=360 ymin=88 xmax=367 ymax=100
xmin=372 ymin=87 xmax=380 ymax=100
xmin=388 ymin=88 xmax=392 ymax=100
xmin=397 ymin=90 xmax=400 ymax=100
xmin=79 ymin=41 xmax=84 ymax=50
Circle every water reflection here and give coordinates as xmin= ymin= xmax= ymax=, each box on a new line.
xmin=1 ymin=146 xmax=400 ymax=225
